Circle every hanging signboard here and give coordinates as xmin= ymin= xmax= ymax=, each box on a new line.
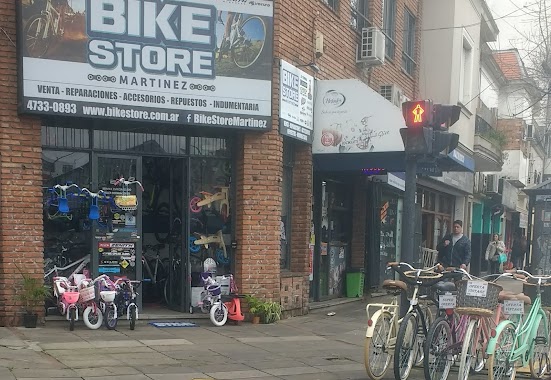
xmin=279 ymin=60 xmax=314 ymax=143
xmin=17 ymin=0 xmax=273 ymax=130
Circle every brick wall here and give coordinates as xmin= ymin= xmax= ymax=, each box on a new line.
xmin=497 ymin=118 xmax=524 ymax=151
xmin=0 ymin=1 xmax=44 ymax=326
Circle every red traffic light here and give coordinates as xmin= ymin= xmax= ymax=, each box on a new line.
xmin=402 ymin=100 xmax=433 ymax=128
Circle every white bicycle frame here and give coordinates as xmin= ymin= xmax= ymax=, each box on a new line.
xmin=38 ymin=0 xmax=61 ymax=39
xmin=44 ymin=254 xmax=90 ymax=282
xmin=114 ymin=278 xmax=140 ymax=322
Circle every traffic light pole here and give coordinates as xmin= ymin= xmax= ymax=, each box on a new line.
xmin=400 ymin=154 xmax=417 ymax=317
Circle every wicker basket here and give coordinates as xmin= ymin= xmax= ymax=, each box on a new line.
xmin=523 ymin=282 xmax=551 ymax=307
xmin=79 ymin=285 xmax=96 ymax=302
xmin=455 ymin=280 xmax=502 ymax=313
xmin=404 ymin=271 xmax=442 ymax=302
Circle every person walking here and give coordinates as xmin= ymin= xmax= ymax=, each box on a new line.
xmin=511 ymin=234 xmax=527 ymax=270
xmin=485 ymin=233 xmax=506 ymax=274
xmin=436 ymin=220 xmax=471 ymax=270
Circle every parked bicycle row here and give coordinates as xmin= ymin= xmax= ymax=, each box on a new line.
xmin=365 ymin=261 xmax=551 ymax=380
xmin=52 ymin=273 xmax=140 ymax=331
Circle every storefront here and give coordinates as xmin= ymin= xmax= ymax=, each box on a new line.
xmin=15 ymin=0 xmax=276 ymax=318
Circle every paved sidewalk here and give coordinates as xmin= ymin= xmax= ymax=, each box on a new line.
xmin=0 ymin=277 xmax=527 ymax=380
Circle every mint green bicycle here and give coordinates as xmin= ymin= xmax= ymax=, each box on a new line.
xmin=486 ymin=270 xmax=551 ymax=380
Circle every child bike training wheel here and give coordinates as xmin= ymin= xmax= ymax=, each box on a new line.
xmin=393 ymin=312 xmax=418 ymax=380
xmin=364 ymin=311 xmax=392 ymax=380
xmin=209 ymin=302 xmax=228 ymax=327
xmin=189 ymin=196 xmax=202 ymax=213
xmin=83 ymin=306 xmax=103 ymax=330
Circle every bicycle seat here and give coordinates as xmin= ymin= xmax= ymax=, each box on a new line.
xmin=382 ymin=279 xmax=407 ymax=292
xmin=434 ymin=281 xmax=456 ymax=293
xmin=499 ymin=291 xmax=531 ymax=305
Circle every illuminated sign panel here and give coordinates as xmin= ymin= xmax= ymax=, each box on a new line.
xmin=402 ymin=100 xmax=433 ymax=127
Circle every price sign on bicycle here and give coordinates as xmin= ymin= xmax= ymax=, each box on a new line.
xmin=465 ymin=280 xmax=488 ymax=297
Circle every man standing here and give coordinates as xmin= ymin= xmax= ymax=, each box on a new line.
xmin=437 ymin=220 xmax=471 ymax=270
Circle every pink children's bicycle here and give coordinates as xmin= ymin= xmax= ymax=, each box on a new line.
xmin=52 ymin=276 xmax=80 ymax=331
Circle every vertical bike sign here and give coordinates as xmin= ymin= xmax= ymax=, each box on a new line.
xmin=17 ymin=0 xmax=274 ymax=130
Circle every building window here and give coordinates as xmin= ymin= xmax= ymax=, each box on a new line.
xmin=321 ymin=0 xmax=338 ymax=12
xmin=402 ymin=9 xmax=416 ymax=75
xmin=281 ymin=139 xmax=295 ymax=269
xmin=383 ymin=0 xmax=396 ymax=59
xmin=460 ymin=35 xmax=474 ymax=105
xmin=351 ymin=0 xmax=369 ymax=31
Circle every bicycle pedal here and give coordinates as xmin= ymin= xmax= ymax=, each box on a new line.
xmin=535 ymin=337 xmax=548 ymax=345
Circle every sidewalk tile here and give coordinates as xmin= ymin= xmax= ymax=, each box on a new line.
xmin=140 ymin=338 xmax=193 ymax=346
xmin=205 ymin=369 xmax=269 ymax=379
xmin=74 ymin=366 xmax=142 ymax=377
xmin=83 ymin=375 xmax=152 ymax=380
xmin=88 ymin=339 xmax=144 ymax=348
xmin=147 ymin=374 xmax=213 ymax=380
xmin=264 ymin=366 xmax=325 ymax=376
xmin=11 ymin=368 xmax=79 ymax=378
xmin=40 ymin=342 xmax=93 ymax=350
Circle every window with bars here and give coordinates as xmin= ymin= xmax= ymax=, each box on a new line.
xmin=351 ymin=0 xmax=369 ymax=31
xmin=383 ymin=0 xmax=396 ymax=59
xmin=380 ymin=85 xmax=393 ymax=102
xmin=402 ymin=9 xmax=416 ymax=75
xmin=321 ymin=0 xmax=338 ymax=12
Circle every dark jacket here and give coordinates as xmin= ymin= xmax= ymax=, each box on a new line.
xmin=437 ymin=234 xmax=471 ymax=268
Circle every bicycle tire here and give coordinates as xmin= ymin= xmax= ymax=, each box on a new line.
xmin=424 ymin=316 xmax=452 ymax=380
xmin=529 ymin=310 xmax=551 ymax=379
xmin=231 ymin=16 xmax=267 ymax=69
xmin=364 ymin=311 xmax=393 ymax=380
xmin=23 ymin=14 xmax=51 ymax=58
xmin=394 ymin=312 xmax=418 ymax=380
xmin=105 ymin=304 xmax=118 ymax=330
xmin=487 ymin=323 xmax=516 ymax=380
xmin=415 ymin=304 xmax=432 ymax=366
xmin=69 ymin=307 xmax=76 ymax=331
xmin=129 ymin=305 xmax=137 ymax=330
xmin=458 ymin=318 xmax=478 ymax=380
xmin=210 ymin=302 xmax=228 ymax=327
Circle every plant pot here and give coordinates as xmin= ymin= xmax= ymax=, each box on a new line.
xmin=23 ymin=313 xmax=38 ymax=328
xmin=252 ymin=316 xmax=260 ymax=324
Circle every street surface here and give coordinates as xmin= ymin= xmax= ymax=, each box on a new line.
xmin=0 ymin=277 xmax=531 ymax=379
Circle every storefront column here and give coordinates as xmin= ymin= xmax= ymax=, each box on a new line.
xmin=0 ymin=1 xmax=44 ymax=325
xmin=234 ymin=131 xmax=282 ymax=302
xmin=350 ymin=177 xmax=366 ymax=269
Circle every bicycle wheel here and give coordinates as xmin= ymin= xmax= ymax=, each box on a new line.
xmin=364 ymin=311 xmax=392 ymax=380
xmin=530 ymin=310 xmax=551 ymax=378
xmin=487 ymin=323 xmax=516 ymax=380
xmin=209 ymin=302 xmax=228 ymax=327
xmin=68 ymin=307 xmax=76 ymax=331
xmin=424 ymin=316 xmax=453 ymax=380
xmin=104 ymin=304 xmax=117 ymax=330
xmin=83 ymin=306 xmax=103 ymax=330
xmin=394 ymin=312 xmax=418 ymax=380
xmin=415 ymin=304 xmax=433 ymax=366
xmin=231 ymin=16 xmax=267 ymax=69
xmin=23 ymin=14 xmax=51 ymax=58
xmin=458 ymin=318 xmax=478 ymax=380
xmin=129 ymin=305 xmax=137 ymax=330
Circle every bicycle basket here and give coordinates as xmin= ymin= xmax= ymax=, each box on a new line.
xmin=404 ymin=271 xmax=441 ymax=301
xmin=114 ymin=195 xmax=138 ymax=211
xmin=79 ymin=285 xmax=96 ymax=302
xmin=523 ymin=282 xmax=551 ymax=308
xmin=455 ymin=279 xmax=502 ymax=315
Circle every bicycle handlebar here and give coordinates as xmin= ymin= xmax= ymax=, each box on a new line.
xmin=387 ymin=262 xmax=456 ymax=287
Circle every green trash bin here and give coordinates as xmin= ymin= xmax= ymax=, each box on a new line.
xmin=346 ymin=269 xmax=365 ymax=298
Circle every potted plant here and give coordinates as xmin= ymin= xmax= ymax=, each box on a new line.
xmin=259 ymin=301 xmax=282 ymax=324
xmin=17 ymin=271 xmax=50 ymax=328
xmin=244 ymin=295 xmax=262 ymax=324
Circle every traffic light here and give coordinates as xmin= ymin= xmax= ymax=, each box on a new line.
xmin=433 ymin=130 xmax=459 ymax=154
xmin=400 ymin=127 xmax=433 ymax=155
xmin=402 ymin=100 xmax=433 ymax=128
xmin=433 ymin=104 xmax=461 ymax=130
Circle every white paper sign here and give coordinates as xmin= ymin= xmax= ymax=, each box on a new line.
xmin=465 ymin=281 xmax=488 ymax=297
xmin=439 ymin=294 xmax=457 ymax=309
xmin=503 ymin=300 xmax=524 ymax=315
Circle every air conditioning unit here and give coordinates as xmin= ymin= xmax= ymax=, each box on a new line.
xmin=485 ymin=174 xmax=500 ymax=194
xmin=474 ymin=172 xmax=487 ymax=193
xmin=357 ymin=27 xmax=385 ymax=66
xmin=380 ymin=84 xmax=409 ymax=107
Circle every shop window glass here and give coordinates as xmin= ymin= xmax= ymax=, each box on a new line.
xmin=94 ymin=131 xmax=187 ymax=155
xmin=43 ymin=150 xmax=92 ymax=282
xmin=189 ymin=157 xmax=232 ymax=275
xmin=281 ymin=140 xmax=295 ymax=269
xmin=190 ymin=137 xmax=230 ymax=157
xmin=42 ymin=126 xmax=90 ymax=149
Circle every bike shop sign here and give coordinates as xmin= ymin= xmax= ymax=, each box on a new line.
xmin=279 ymin=60 xmax=314 ymax=143
xmin=17 ymin=0 xmax=273 ymax=130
